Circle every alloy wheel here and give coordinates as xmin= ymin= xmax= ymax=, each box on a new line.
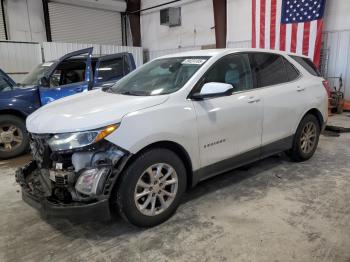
xmin=134 ymin=163 xmax=178 ymax=216
xmin=300 ymin=122 xmax=317 ymax=154
xmin=0 ymin=124 xmax=23 ymax=152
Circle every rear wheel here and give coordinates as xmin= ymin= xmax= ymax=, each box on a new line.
xmin=0 ymin=115 xmax=29 ymax=159
xmin=288 ymin=114 xmax=320 ymax=162
xmin=111 ymin=148 xmax=187 ymax=227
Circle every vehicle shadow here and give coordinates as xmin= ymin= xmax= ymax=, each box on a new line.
xmin=45 ymin=152 xmax=307 ymax=240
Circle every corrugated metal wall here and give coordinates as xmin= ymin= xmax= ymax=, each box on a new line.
xmin=101 ymin=45 xmax=144 ymax=67
xmin=146 ymin=42 xmax=251 ymax=61
xmin=0 ymin=41 xmax=143 ymax=82
xmin=0 ymin=41 xmax=42 ymax=82
xmin=42 ymin=42 xmax=101 ymax=61
xmin=323 ymin=30 xmax=350 ymax=100
xmin=1 ymin=35 xmax=349 ymax=100
xmin=42 ymin=42 xmax=143 ymax=67
xmin=147 ymin=46 xmax=202 ymax=61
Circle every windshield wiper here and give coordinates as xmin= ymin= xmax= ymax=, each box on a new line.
xmin=102 ymin=86 xmax=111 ymax=92
xmin=119 ymin=91 xmax=148 ymax=96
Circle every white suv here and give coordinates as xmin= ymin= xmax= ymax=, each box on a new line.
xmin=16 ymin=49 xmax=328 ymax=227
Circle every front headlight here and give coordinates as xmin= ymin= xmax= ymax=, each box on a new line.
xmin=48 ymin=124 xmax=118 ymax=151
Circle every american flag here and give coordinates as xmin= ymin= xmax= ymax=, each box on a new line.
xmin=252 ymin=0 xmax=327 ymax=67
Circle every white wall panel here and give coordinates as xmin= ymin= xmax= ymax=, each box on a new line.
xmin=0 ymin=41 xmax=42 ymax=81
xmin=141 ymin=0 xmax=215 ymax=52
xmin=101 ymin=45 xmax=144 ymax=67
xmin=5 ymin=0 xmax=46 ymax=42
xmin=324 ymin=0 xmax=350 ymax=32
xmin=227 ymin=0 xmax=252 ymax=43
xmin=227 ymin=40 xmax=252 ymax=48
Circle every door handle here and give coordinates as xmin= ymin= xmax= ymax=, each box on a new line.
xmin=247 ymin=97 xmax=260 ymax=104
xmin=296 ymin=86 xmax=306 ymax=92
xmin=75 ymin=87 xmax=83 ymax=92
xmin=247 ymin=96 xmax=255 ymax=103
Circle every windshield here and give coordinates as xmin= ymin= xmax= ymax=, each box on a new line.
xmin=21 ymin=62 xmax=55 ymax=85
xmin=108 ymin=56 xmax=209 ymax=96
xmin=0 ymin=77 xmax=13 ymax=92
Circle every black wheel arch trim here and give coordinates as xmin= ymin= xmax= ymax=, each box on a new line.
xmin=301 ymin=108 xmax=325 ymax=131
xmin=0 ymin=109 xmax=28 ymax=120
xmin=116 ymin=141 xmax=194 ymax=190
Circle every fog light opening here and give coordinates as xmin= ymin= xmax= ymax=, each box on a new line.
xmin=75 ymin=168 xmax=110 ymax=196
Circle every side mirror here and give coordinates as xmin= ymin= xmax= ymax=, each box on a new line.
xmin=39 ymin=76 xmax=49 ymax=87
xmin=192 ymin=82 xmax=233 ymax=100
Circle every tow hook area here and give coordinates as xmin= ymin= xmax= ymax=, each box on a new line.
xmin=16 ymin=142 xmax=130 ymax=220
xmin=48 ymin=145 xmax=126 ymax=202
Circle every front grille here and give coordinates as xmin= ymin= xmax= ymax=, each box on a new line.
xmin=30 ymin=134 xmax=52 ymax=169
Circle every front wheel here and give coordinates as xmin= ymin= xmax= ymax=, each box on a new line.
xmin=0 ymin=115 xmax=29 ymax=159
xmin=112 ymin=148 xmax=187 ymax=227
xmin=288 ymin=114 xmax=320 ymax=162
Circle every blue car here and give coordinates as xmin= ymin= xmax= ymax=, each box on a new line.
xmin=0 ymin=48 xmax=136 ymax=159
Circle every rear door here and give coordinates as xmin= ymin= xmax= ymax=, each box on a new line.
xmin=39 ymin=48 xmax=93 ymax=105
xmin=93 ymin=53 xmax=135 ymax=88
xmin=250 ymin=52 xmax=307 ymax=153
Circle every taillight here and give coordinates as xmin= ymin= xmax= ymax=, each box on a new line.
xmin=322 ymin=80 xmax=331 ymax=97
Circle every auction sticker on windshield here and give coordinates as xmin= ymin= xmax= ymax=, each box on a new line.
xmin=181 ymin=59 xmax=206 ymax=65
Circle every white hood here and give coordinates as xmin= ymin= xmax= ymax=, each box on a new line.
xmin=27 ymin=90 xmax=168 ymax=134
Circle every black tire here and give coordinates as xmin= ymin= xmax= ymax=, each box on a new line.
xmin=288 ymin=114 xmax=320 ymax=162
xmin=111 ymin=148 xmax=187 ymax=227
xmin=0 ymin=115 xmax=29 ymax=159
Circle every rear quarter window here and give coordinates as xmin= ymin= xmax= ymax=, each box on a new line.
xmin=283 ymin=58 xmax=300 ymax=81
xmin=290 ymin=56 xmax=321 ymax=76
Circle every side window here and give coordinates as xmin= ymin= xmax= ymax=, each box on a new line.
xmin=0 ymin=77 xmax=12 ymax=92
xmin=283 ymin=58 xmax=300 ymax=81
xmin=200 ymin=54 xmax=253 ymax=93
xmin=96 ymin=57 xmax=125 ymax=83
xmin=50 ymin=60 xmax=86 ymax=87
xmin=252 ymin=53 xmax=289 ymax=88
xmin=63 ymin=69 xmax=84 ymax=85
xmin=290 ymin=56 xmax=321 ymax=76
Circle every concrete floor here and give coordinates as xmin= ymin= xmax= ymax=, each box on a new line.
xmin=1 ymin=116 xmax=350 ymax=262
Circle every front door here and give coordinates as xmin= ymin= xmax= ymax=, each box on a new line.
xmin=39 ymin=48 xmax=93 ymax=105
xmin=192 ymin=54 xmax=263 ymax=174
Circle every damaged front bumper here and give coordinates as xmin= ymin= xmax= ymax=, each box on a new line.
xmin=16 ymin=161 xmax=110 ymax=220
xmin=15 ymin=139 xmax=130 ymax=221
